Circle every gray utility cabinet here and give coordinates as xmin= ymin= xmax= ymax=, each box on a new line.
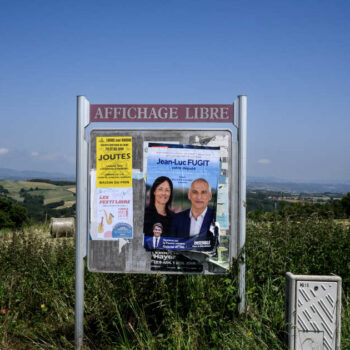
xmin=285 ymin=273 xmax=342 ymax=350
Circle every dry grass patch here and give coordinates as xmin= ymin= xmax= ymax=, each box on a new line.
xmin=55 ymin=200 xmax=76 ymax=209
xmin=66 ymin=187 xmax=76 ymax=194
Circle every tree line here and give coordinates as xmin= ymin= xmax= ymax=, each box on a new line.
xmin=248 ymin=192 xmax=350 ymax=221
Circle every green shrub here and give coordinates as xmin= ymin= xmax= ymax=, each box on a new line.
xmin=0 ymin=197 xmax=28 ymax=229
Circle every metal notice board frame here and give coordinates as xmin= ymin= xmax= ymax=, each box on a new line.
xmin=75 ymin=95 xmax=247 ymax=349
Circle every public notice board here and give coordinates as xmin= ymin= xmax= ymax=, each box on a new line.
xmin=88 ymin=128 xmax=236 ymax=275
xmin=76 ymin=97 xmax=247 ymax=350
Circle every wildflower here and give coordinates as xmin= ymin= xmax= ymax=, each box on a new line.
xmin=1 ymin=309 xmax=7 ymax=314
xmin=41 ymin=304 xmax=45 ymax=309
xmin=248 ymin=332 xmax=252 ymax=337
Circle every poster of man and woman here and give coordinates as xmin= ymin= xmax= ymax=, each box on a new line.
xmin=143 ymin=143 xmax=221 ymax=253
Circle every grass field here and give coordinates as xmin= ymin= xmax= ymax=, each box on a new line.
xmin=0 ymin=180 xmax=76 ymax=206
xmin=0 ymin=218 xmax=349 ymax=349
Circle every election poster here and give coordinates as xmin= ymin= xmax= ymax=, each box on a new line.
xmin=92 ymin=137 xmax=133 ymax=240
xmin=150 ymin=251 xmax=203 ymax=273
xmin=143 ymin=143 xmax=221 ymax=253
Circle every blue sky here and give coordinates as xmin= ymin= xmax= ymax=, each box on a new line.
xmin=1 ymin=0 xmax=349 ymax=182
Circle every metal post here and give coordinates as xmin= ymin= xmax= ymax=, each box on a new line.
xmin=237 ymin=95 xmax=247 ymax=314
xmin=75 ymin=96 xmax=89 ymax=349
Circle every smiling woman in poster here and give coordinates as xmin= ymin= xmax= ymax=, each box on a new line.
xmin=143 ymin=176 xmax=174 ymax=237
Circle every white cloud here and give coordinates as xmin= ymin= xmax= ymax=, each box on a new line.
xmin=0 ymin=148 xmax=9 ymax=155
xmin=31 ymin=151 xmax=39 ymax=157
xmin=258 ymin=158 xmax=271 ymax=165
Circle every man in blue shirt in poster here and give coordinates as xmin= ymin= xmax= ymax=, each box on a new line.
xmin=170 ymin=178 xmax=215 ymax=243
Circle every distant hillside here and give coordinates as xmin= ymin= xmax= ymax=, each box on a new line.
xmin=0 ymin=179 xmax=76 ymax=221
xmin=248 ymin=181 xmax=350 ymax=194
xmin=0 ymin=180 xmax=76 ymax=205
xmin=0 ymin=168 xmax=75 ymax=181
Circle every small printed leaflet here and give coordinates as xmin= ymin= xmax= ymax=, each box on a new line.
xmin=96 ymin=136 xmax=132 ymax=187
xmin=216 ymin=175 xmax=229 ymax=230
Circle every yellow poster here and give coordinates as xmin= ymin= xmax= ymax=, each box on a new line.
xmin=96 ymin=137 xmax=132 ymax=188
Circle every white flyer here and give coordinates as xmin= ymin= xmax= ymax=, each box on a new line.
xmin=94 ymin=187 xmax=133 ymax=239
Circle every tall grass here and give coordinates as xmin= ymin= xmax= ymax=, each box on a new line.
xmin=0 ymin=217 xmax=349 ymax=349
